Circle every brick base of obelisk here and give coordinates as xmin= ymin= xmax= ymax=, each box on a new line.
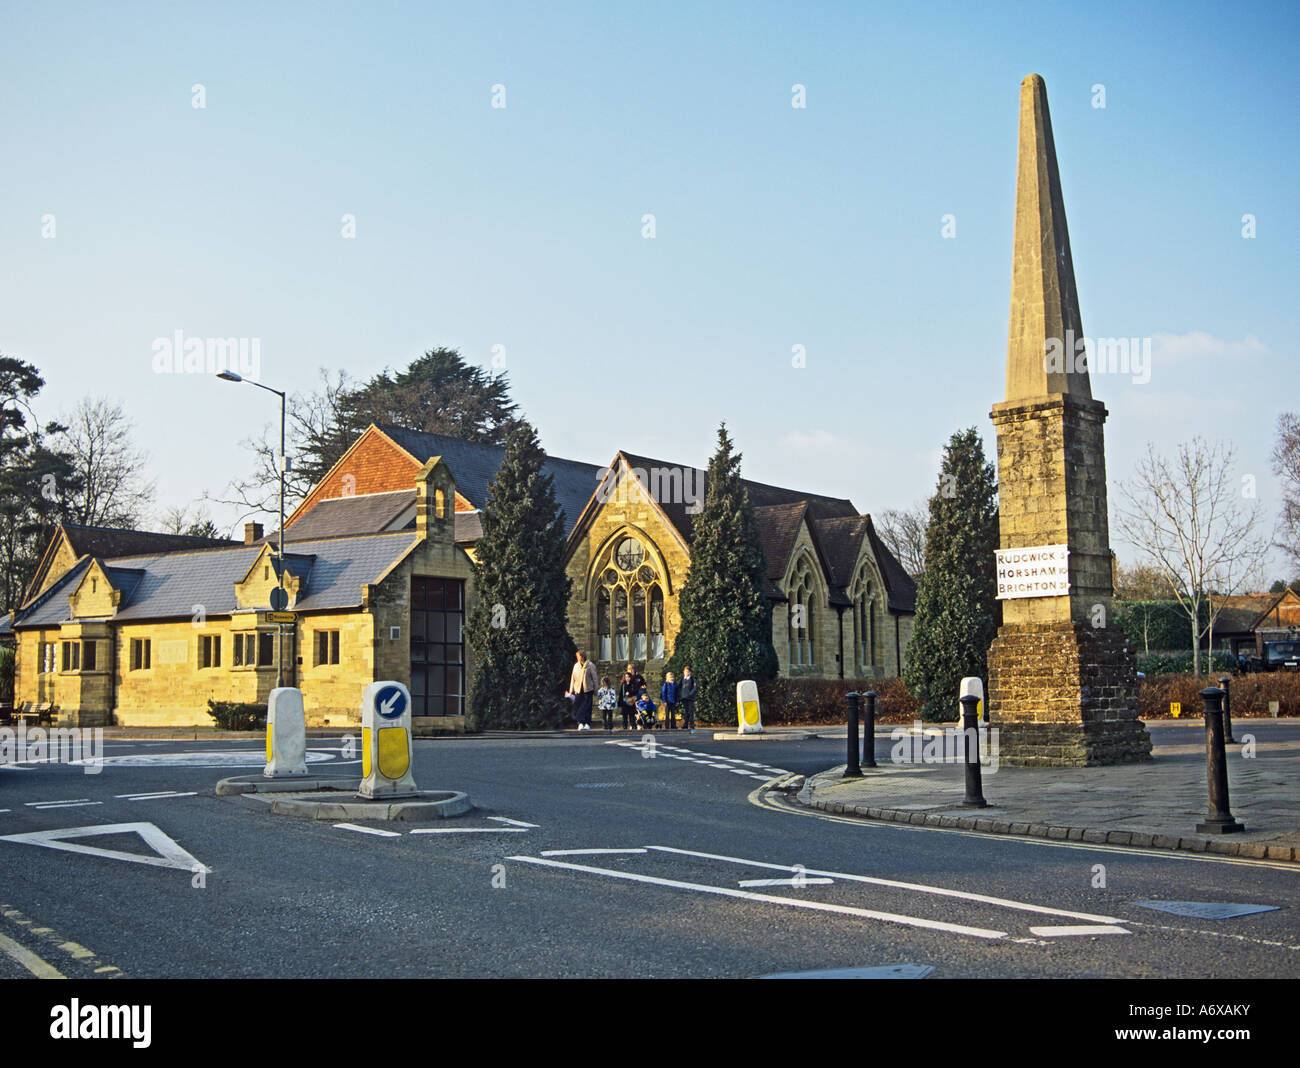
xmin=987 ymin=621 xmax=1153 ymax=767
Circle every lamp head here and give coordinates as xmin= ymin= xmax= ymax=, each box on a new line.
xmin=216 ymin=371 xmax=242 ymax=382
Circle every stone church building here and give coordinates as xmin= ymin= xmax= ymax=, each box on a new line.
xmin=9 ymin=424 xmax=915 ymax=730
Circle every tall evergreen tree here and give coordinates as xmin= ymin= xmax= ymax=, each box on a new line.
xmin=0 ymin=356 xmax=79 ymax=612
xmin=665 ymin=424 xmax=778 ymax=724
xmin=465 ymin=421 xmax=575 ymax=729
xmin=903 ymin=427 xmax=1000 ymax=720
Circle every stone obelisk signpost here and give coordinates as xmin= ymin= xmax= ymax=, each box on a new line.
xmin=985 ymin=74 xmax=1152 ymax=767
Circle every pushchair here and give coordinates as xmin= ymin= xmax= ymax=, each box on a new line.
xmin=635 ymin=698 xmax=658 ymax=730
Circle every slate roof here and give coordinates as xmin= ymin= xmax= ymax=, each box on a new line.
xmin=12 ymin=533 xmax=418 ymax=627
xmin=376 ymin=425 xmax=604 ymax=538
xmin=62 ymin=524 xmax=240 ymax=557
xmin=615 ymin=451 xmax=859 ymax=549
xmin=275 ymin=489 xmax=415 ymax=543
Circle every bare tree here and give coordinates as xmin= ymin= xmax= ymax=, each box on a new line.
xmin=877 ymin=501 xmax=928 ymax=577
xmin=55 ymin=397 xmax=155 ymax=529
xmin=158 ymin=502 xmax=222 ymax=539
xmin=1116 ymin=438 xmax=1272 ymax=675
xmin=1271 ymin=412 xmax=1300 ymax=573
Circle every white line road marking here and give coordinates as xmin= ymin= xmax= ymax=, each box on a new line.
xmin=333 ymin=824 xmax=401 ymax=838
xmin=114 ymin=791 xmax=198 ymax=801
xmin=0 ymin=929 xmax=65 ymax=979
xmin=1030 ymin=925 xmax=1131 ymax=937
xmin=0 ymin=810 xmax=10 ymax=814
xmin=740 ymin=877 xmax=835 ymax=888
xmin=646 ymin=846 xmax=1126 ymax=925
xmin=25 ymin=799 xmax=90 ymax=806
xmin=487 ymin=817 xmax=539 ymax=828
xmin=408 ymin=827 xmax=530 ymax=835
xmin=29 ymin=802 xmax=103 ymax=810
xmin=508 ymin=854 xmax=1008 ymax=940
xmin=0 ymin=822 xmax=210 ymax=872
xmin=542 ymin=848 xmax=647 ymax=856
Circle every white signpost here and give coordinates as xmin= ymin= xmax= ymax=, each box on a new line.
xmin=264 ymin=687 xmax=308 ymax=778
xmin=736 ymin=680 xmax=763 ymax=734
xmin=358 ymin=681 xmax=419 ymax=798
xmin=995 ymin=544 xmax=1070 ymax=599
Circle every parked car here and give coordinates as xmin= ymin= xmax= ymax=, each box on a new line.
xmin=1244 ymin=640 xmax=1300 ymax=672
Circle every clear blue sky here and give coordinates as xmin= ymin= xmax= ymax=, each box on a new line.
xmin=3 ymin=2 xmax=1297 ymax=576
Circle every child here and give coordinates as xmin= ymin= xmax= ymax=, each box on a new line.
xmin=660 ymin=672 xmax=679 ymax=730
xmin=596 ymin=676 xmax=619 ymax=732
xmin=635 ymin=688 xmax=657 ymax=730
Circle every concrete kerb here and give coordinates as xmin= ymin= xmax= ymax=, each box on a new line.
xmin=217 ymin=774 xmax=473 ymax=821
xmin=788 ymin=768 xmax=1299 ymax=864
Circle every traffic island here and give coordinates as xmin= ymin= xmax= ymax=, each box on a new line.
xmin=231 ymin=783 xmax=472 ymax=822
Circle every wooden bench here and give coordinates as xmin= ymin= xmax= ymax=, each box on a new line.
xmin=11 ymin=701 xmax=54 ymax=726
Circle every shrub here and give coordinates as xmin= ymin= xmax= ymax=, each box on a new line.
xmin=206 ymin=699 xmax=265 ymax=731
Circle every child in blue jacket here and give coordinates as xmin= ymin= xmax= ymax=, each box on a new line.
xmin=660 ymin=673 xmax=680 ymax=730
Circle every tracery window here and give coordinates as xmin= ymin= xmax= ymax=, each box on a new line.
xmin=788 ymin=557 xmax=816 ymax=667
xmin=853 ymin=567 xmax=880 ymax=674
xmin=596 ymin=536 xmax=666 ymax=662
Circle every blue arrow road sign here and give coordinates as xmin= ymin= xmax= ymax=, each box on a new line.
xmin=376 ymin=685 xmax=407 ymax=719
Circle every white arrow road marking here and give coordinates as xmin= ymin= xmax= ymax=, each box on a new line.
xmin=487 ymin=817 xmax=539 ymax=828
xmin=1030 ymin=925 xmax=1131 ymax=937
xmin=508 ymin=855 xmax=1008 ymax=940
xmin=333 ymin=824 xmax=401 ymax=838
xmin=647 ymin=846 xmax=1127 ymax=925
xmin=0 ymin=822 xmax=210 ymax=873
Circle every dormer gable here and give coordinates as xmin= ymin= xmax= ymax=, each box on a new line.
xmin=234 ymin=544 xmax=314 ymax=609
xmin=68 ymin=559 xmax=142 ymax=619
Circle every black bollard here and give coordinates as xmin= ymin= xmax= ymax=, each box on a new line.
xmin=843 ymin=692 xmax=862 ymax=778
xmin=862 ymin=691 xmax=878 ymax=768
xmin=959 ymin=694 xmax=987 ymax=808
xmin=1196 ymin=687 xmax=1244 ymax=834
xmin=1218 ymin=674 xmax=1235 ymax=744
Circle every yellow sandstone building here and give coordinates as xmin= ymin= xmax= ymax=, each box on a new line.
xmin=10 ymin=425 xmax=915 ymax=730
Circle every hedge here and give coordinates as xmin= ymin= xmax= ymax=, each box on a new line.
xmin=1136 ymin=650 xmax=1237 ymax=676
xmin=752 ymin=672 xmax=1300 ymax=726
xmin=1139 ymin=672 xmax=1300 ymax=719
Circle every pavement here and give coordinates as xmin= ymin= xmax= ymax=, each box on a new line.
xmin=798 ymin=718 xmax=1300 ymax=863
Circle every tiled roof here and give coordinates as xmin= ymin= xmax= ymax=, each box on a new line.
xmin=863 ymin=516 xmax=918 ymax=614
xmin=753 ymin=503 xmax=809 ymax=582
xmin=376 ymin=425 xmax=604 ymax=538
xmin=63 ymin=524 xmax=239 ymax=556
xmin=13 ymin=533 xmax=418 ymax=627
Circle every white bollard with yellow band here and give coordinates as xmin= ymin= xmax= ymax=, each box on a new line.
xmin=359 ymin=681 xmax=419 ymax=798
xmin=736 ymin=679 xmax=764 ymax=734
xmin=265 ymin=687 xmax=308 ymax=778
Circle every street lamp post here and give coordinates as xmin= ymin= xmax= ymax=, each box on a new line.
xmin=216 ymin=371 xmax=288 ymax=688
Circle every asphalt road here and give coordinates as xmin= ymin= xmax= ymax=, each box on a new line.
xmin=1 ymin=726 xmax=1297 ymax=979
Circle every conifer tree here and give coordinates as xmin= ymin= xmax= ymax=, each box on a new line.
xmin=903 ymin=427 xmax=1000 ymax=720
xmin=465 ymin=421 xmax=575 ymax=729
xmin=665 ymin=424 xmax=778 ymax=723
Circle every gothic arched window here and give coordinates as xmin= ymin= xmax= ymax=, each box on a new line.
xmin=595 ymin=535 xmax=667 ymax=663
xmin=788 ymin=557 xmax=816 ymax=667
xmin=853 ymin=566 xmax=880 ymax=674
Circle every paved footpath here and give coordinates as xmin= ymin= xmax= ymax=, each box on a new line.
xmin=799 ymin=718 xmax=1300 ymax=863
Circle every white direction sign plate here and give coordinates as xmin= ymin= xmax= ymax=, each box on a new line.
xmin=0 ymin=821 xmax=210 ymax=872
xmin=996 ymin=544 xmax=1070 ymax=599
